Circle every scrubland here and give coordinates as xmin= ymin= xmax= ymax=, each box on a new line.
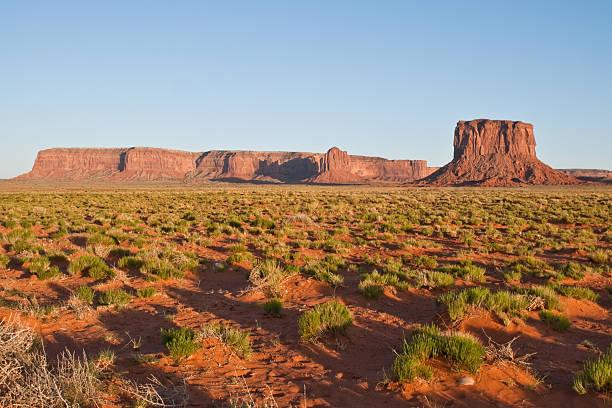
xmin=0 ymin=186 xmax=610 ymax=407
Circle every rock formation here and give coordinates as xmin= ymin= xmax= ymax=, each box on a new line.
xmin=19 ymin=147 xmax=435 ymax=184
xmin=422 ymin=120 xmax=580 ymax=186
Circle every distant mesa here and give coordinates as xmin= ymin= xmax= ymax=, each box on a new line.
xmin=17 ymin=120 xmax=602 ymax=186
xmin=559 ymin=168 xmax=612 ymax=184
xmin=422 ymin=119 xmax=581 ymax=186
xmin=17 ymin=146 xmax=435 ymax=184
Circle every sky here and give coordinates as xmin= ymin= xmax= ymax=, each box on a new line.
xmin=1 ymin=1 xmax=611 ymax=178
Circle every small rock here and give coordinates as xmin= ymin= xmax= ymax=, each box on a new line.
xmin=457 ymin=376 xmax=475 ymax=386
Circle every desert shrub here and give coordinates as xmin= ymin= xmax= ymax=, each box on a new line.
xmin=251 ymin=216 xmax=275 ymax=229
xmin=6 ymin=228 xmax=35 ymax=245
xmin=47 ymin=250 xmax=68 ymax=262
xmin=226 ymin=251 xmax=254 ymax=264
xmin=136 ymin=287 xmax=157 ymax=298
xmin=161 ymin=327 xmax=199 ymax=363
xmin=551 ymin=284 xmax=599 ymax=301
xmin=12 ymin=240 xmax=38 ymax=254
xmin=86 ymin=233 xmax=116 ymax=247
xmin=141 ymin=258 xmax=183 ymax=280
xmin=248 ymin=259 xmax=290 ymax=298
xmin=36 ymin=266 xmax=62 ymax=281
xmin=412 ymin=255 xmax=438 ymax=269
xmin=359 ymin=280 xmax=385 ymax=299
xmin=503 ymin=270 xmax=522 ymax=282
xmin=0 ymin=253 xmax=9 ymax=269
xmin=414 ymin=270 xmax=455 ymax=289
xmin=358 ymin=270 xmax=409 ymax=298
xmin=68 ymin=255 xmax=114 ymax=279
xmin=313 ymin=269 xmax=344 ymax=287
xmin=587 ymin=249 xmax=610 ymax=265
xmin=75 ymin=286 xmax=94 ymax=304
xmin=525 ymin=285 xmax=563 ymax=310
xmin=0 ymin=317 xmax=104 ymax=407
xmin=117 ymin=256 xmax=144 ymax=269
xmin=539 ymin=310 xmax=571 ymax=331
xmin=392 ymin=324 xmax=485 ymax=383
xmin=436 ymin=287 xmax=490 ymax=320
xmin=438 ymin=260 xmax=486 ymax=283
xmin=558 ymin=262 xmax=586 ymax=281
xmin=507 ymin=256 xmax=554 ymax=278
xmin=298 ymin=300 xmax=352 ymax=341
xmin=201 ymin=323 xmax=252 ymax=359
xmin=573 ymin=344 xmax=612 ymax=394
xmin=263 ymin=298 xmax=283 ymax=317
xmin=99 ymin=288 xmax=131 ymax=308
xmin=485 ymin=291 xmax=529 ymax=316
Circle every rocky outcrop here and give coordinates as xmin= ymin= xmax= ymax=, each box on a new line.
xmin=19 ymin=147 xmax=432 ymax=184
xmin=422 ymin=120 xmax=580 ymax=186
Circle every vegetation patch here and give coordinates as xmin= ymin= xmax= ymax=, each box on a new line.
xmin=392 ymin=324 xmax=485 ymax=383
xmin=298 ymin=300 xmax=352 ymax=342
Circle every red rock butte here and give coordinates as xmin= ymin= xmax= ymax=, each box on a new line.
xmin=18 ymin=147 xmax=435 ymax=184
xmin=422 ymin=119 xmax=580 ymax=186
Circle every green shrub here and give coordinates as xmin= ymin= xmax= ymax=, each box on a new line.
xmin=6 ymin=228 xmax=35 ymax=245
xmin=0 ymin=253 xmax=9 ymax=268
xmin=436 ymin=287 xmax=490 ymax=320
xmin=136 ymin=286 xmax=157 ymax=298
xmin=539 ymin=310 xmax=571 ymax=331
xmin=141 ymin=258 xmax=183 ymax=280
xmin=86 ymin=233 xmax=116 ymax=247
xmin=573 ymin=344 xmax=612 ymax=394
xmin=76 ymin=286 xmax=94 ymax=304
xmin=314 ymin=269 xmax=344 ymax=287
xmin=525 ymin=285 xmax=563 ymax=310
xmin=551 ymin=284 xmax=598 ymax=301
xmin=485 ymin=291 xmax=529 ymax=316
xmin=161 ymin=327 xmax=199 ymax=363
xmin=99 ymin=288 xmax=131 ymax=308
xmin=558 ymin=262 xmax=586 ymax=281
xmin=298 ymin=300 xmax=352 ymax=341
xmin=587 ymin=249 xmax=609 ymax=265
xmin=202 ymin=323 xmax=253 ymax=359
xmin=68 ymin=254 xmax=115 ymax=279
xmin=263 ymin=298 xmax=283 ymax=317
xmin=415 ymin=270 xmax=455 ymax=289
xmin=359 ymin=281 xmax=385 ymax=299
xmin=392 ymin=324 xmax=485 ymax=383
xmin=438 ymin=261 xmax=486 ymax=282
xmin=36 ymin=265 xmax=62 ymax=280
xmin=117 ymin=256 xmax=144 ymax=269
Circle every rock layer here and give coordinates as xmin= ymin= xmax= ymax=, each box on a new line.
xmin=19 ymin=147 xmax=434 ymax=184
xmin=423 ymin=119 xmax=580 ymax=186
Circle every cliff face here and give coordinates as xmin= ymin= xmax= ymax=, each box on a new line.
xmin=118 ymin=148 xmax=199 ymax=180
xmin=20 ymin=148 xmax=125 ymax=180
xmin=453 ymin=120 xmax=536 ymax=159
xmin=423 ymin=119 xmax=580 ymax=186
xmin=19 ymin=147 xmax=432 ymax=184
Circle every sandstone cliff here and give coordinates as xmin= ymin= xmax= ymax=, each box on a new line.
xmin=422 ymin=120 xmax=580 ymax=186
xmin=19 ymin=147 xmax=432 ymax=184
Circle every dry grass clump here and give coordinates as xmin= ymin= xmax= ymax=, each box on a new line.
xmin=248 ymin=259 xmax=292 ymax=298
xmin=0 ymin=315 xmax=103 ymax=407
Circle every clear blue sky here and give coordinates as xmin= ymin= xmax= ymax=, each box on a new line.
xmin=1 ymin=1 xmax=610 ymax=178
